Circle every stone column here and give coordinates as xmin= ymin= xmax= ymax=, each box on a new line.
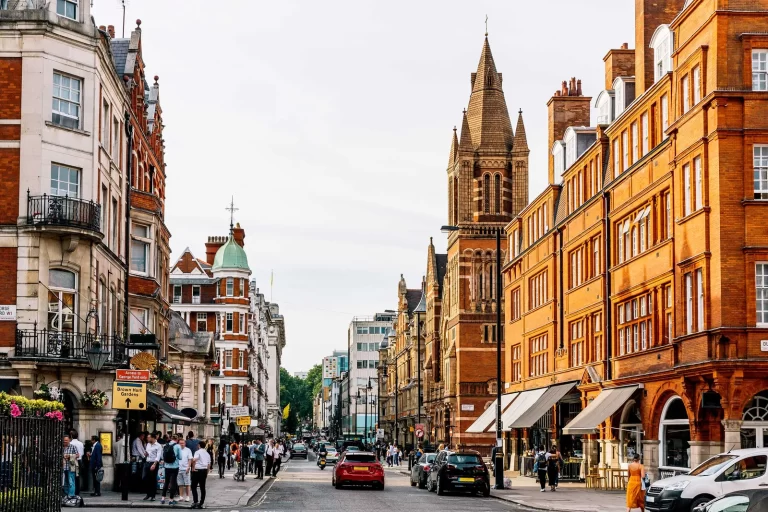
xmin=688 ymin=440 xmax=722 ymax=469
xmin=14 ymin=362 xmax=38 ymax=398
xmin=722 ymin=419 xmax=743 ymax=452
xmin=197 ymin=368 xmax=204 ymax=419
xmin=642 ymin=439 xmax=661 ymax=481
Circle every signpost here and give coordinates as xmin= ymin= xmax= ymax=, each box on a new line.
xmin=236 ymin=416 xmax=251 ymax=426
xmin=112 ymin=381 xmax=147 ymax=410
xmin=116 ymin=369 xmax=150 ymax=381
xmin=227 ymin=406 xmax=250 ymax=418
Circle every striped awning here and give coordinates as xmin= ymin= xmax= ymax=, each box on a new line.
xmin=465 ymin=393 xmax=518 ymax=433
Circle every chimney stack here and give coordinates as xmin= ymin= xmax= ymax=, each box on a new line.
xmin=107 ymin=25 xmax=115 ymax=39
xmin=547 ymin=78 xmax=591 ymax=185
xmin=205 ymin=236 xmax=227 ymax=265
xmin=603 ymin=44 xmax=636 ymax=90
xmin=232 ymin=223 xmax=246 ymax=248
xmin=635 ymin=0 xmax=685 ymax=94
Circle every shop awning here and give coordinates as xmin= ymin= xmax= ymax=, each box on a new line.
xmin=465 ymin=393 xmax=518 ymax=433
xmin=502 ymin=382 xmax=578 ymax=430
xmin=148 ymin=393 xmax=192 ymax=425
xmin=562 ymin=385 xmax=639 ymax=435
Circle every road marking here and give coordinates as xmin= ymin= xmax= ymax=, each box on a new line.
xmin=252 ymin=475 xmax=278 ymax=508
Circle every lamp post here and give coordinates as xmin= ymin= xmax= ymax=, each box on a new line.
xmin=414 ymin=291 xmax=426 ymax=449
xmin=442 ymin=224 xmax=504 ymax=489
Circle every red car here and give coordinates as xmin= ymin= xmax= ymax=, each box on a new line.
xmin=332 ymin=452 xmax=385 ymax=490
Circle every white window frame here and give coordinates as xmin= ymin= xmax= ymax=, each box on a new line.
xmin=693 ymin=66 xmax=701 ymax=104
xmin=192 ymin=285 xmax=201 ymax=304
xmin=757 ymin=263 xmax=768 ymax=327
xmin=694 ymin=157 xmax=703 ymax=210
xmin=684 ymin=164 xmax=692 ymax=216
xmin=754 ymin=145 xmax=768 ymax=200
xmin=641 ymin=112 xmax=649 ymax=155
xmin=651 ymin=27 xmax=672 ymax=81
xmin=50 ymin=163 xmax=80 ymax=197
xmin=173 ymin=285 xmax=181 ymax=304
xmin=239 ymin=313 xmax=244 ymax=334
xmin=226 ymin=277 xmax=234 ymax=297
xmin=56 ymin=0 xmax=78 ymax=20
xmin=240 ymin=278 xmax=245 ymax=297
xmin=238 ymin=351 xmax=244 ymax=370
xmin=622 ymin=131 xmax=629 ymax=171
xmin=686 ymin=272 xmax=693 ymax=334
xmin=682 ymin=75 xmax=690 ymax=113
xmin=225 ymin=350 xmax=233 ymax=369
xmin=696 ymin=269 xmax=704 ymax=331
xmin=226 ymin=312 xmax=233 ymax=332
xmin=613 ymin=139 xmax=621 ymax=177
xmin=631 ymin=122 xmax=639 ymax=163
xmin=112 ymin=117 xmax=120 ymax=158
xmin=101 ymin=100 xmax=110 ymax=147
xmin=130 ymin=222 xmax=151 ymax=276
xmin=753 ymin=50 xmax=768 ymax=92
xmin=52 ymin=72 xmax=81 ymax=129
xmin=661 ymin=95 xmax=669 ymax=132
xmin=130 ymin=306 xmax=148 ymax=335
xmin=196 ymin=312 xmax=207 ymax=331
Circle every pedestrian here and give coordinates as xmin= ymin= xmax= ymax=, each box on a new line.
xmin=394 ymin=445 xmax=400 ymax=466
xmin=265 ymin=440 xmax=274 ymax=476
xmin=176 ymin=438 xmax=193 ymax=503
xmin=89 ymin=435 xmax=103 ymax=497
xmin=206 ymin=438 xmax=215 ymax=463
xmin=160 ymin=433 xmax=181 ymax=505
xmin=546 ymin=446 xmax=559 ymax=492
xmin=626 ymin=454 xmax=646 ymax=512
xmin=229 ymin=439 xmax=238 ymax=470
xmin=186 ymin=431 xmax=200 ymax=453
xmin=534 ymin=445 xmax=548 ymax=492
xmin=191 ymin=439 xmax=212 ymax=509
xmin=217 ymin=440 xmax=227 ymax=479
xmin=132 ymin=432 xmax=147 ymax=460
xmin=112 ymin=433 xmax=125 ymax=465
xmin=253 ymin=439 xmax=265 ymax=479
xmin=69 ymin=429 xmax=84 ymax=495
xmin=143 ymin=433 xmax=162 ymax=501
xmin=271 ymin=441 xmax=282 ymax=477
xmin=62 ymin=435 xmax=79 ymax=498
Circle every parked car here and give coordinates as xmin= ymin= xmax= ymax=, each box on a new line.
xmin=426 ymin=450 xmax=490 ymax=496
xmin=290 ymin=443 xmax=308 ymax=459
xmin=411 ymin=453 xmax=436 ymax=489
xmin=692 ymin=489 xmax=768 ymax=512
xmin=646 ymin=449 xmax=768 ymax=512
xmin=332 ymin=452 xmax=384 ymax=490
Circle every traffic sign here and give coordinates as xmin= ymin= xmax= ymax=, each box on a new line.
xmin=227 ymin=406 xmax=249 ymax=417
xmin=236 ymin=416 xmax=251 ymax=426
xmin=112 ymin=381 xmax=147 ymax=410
xmin=239 ymin=426 xmax=248 ymax=433
xmin=116 ymin=369 xmax=150 ymax=382
xmin=415 ymin=429 xmax=424 ymax=438
xmin=415 ymin=423 xmax=425 ymax=438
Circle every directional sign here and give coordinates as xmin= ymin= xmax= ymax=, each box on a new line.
xmin=236 ymin=416 xmax=251 ymax=426
xmin=240 ymin=426 xmax=248 ymax=433
xmin=112 ymin=381 xmax=147 ymax=410
xmin=415 ymin=428 xmax=424 ymax=438
xmin=227 ymin=406 xmax=249 ymax=418
xmin=116 ymin=369 xmax=150 ymax=382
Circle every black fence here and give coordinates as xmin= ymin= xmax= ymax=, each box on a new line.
xmin=0 ymin=417 xmax=65 ymax=512
xmin=27 ymin=193 xmax=101 ymax=233
xmin=15 ymin=328 xmax=126 ymax=366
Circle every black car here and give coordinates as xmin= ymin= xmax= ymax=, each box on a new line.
xmin=693 ymin=489 xmax=768 ymax=512
xmin=411 ymin=453 xmax=436 ymax=489
xmin=290 ymin=442 xmax=308 ymax=459
xmin=427 ymin=450 xmax=490 ymax=496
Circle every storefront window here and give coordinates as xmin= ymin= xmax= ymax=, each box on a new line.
xmin=661 ymin=397 xmax=691 ymax=468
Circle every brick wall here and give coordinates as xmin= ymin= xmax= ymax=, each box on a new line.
xmin=0 ymin=58 xmax=21 ymax=119
xmin=0 ymin=247 xmax=17 ymax=348
xmin=0 ymin=149 xmax=19 ymax=224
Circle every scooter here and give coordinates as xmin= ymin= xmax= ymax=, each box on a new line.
xmin=318 ymin=455 xmax=327 ymax=470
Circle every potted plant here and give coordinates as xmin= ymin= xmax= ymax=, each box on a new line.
xmin=82 ymin=389 xmax=109 ymax=409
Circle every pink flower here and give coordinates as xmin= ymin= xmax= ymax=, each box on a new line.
xmin=10 ymin=404 xmax=21 ymax=418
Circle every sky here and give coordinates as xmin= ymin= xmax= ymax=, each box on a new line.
xmin=93 ymin=0 xmax=634 ymax=373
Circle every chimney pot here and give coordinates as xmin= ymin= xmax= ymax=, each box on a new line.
xmin=621 ymin=42 xmax=629 ymax=50
xmin=136 ymin=19 xmax=142 ymax=27
xmin=576 ymin=79 xmax=583 ymax=96
xmin=107 ymin=25 xmax=115 ymax=38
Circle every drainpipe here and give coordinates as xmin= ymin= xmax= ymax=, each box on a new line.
xmin=603 ymin=191 xmax=612 ymax=381
xmin=123 ymin=112 xmax=133 ymax=343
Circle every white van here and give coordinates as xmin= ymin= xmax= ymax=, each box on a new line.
xmin=645 ymin=449 xmax=768 ymax=512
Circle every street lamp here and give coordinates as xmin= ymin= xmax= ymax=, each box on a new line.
xmin=442 ymin=224 xmax=504 ymax=490
xmin=85 ymin=307 xmax=109 ymax=371
xmin=413 ymin=290 xmax=426 ymax=449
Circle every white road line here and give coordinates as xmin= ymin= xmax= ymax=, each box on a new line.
xmin=253 ymin=475 xmax=278 ymax=508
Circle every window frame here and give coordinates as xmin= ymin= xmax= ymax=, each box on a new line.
xmin=754 ymin=145 xmax=768 ymax=200
xmin=756 ymin=263 xmax=768 ymax=327
xmin=56 ymin=0 xmax=78 ymax=20
xmin=52 ymin=71 xmax=82 ymax=129
xmin=130 ymin=222 xmax=151 ymax=276
xmin=753 ymin=49 xmax=768 ymax=92
xmin=226 ymin=277 xmax=234 ymax=297
xmin=50 ymin=163 xmax=80 ymax=197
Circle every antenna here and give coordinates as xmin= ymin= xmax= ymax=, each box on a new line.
xmin=225 ymin=196 xmax=239 ymax=233
xmin=485 ymin=14 xmax=488 ymax=37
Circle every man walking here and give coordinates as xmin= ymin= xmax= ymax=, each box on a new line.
xmin=143 ymin=433 xmax=162 ymax=501
xmin=191 ymin=439 xmax=211 ymax=509
xmin=216 ymin=440 xmax=227 ymax=479
xmin=265 ymin=440 xmax=274 ymax=476
xmin=176 ymin=438 xmax=193 ymax=503
xmin=89 ymin=435 xmax=103 ymax=497
xmin=69 ymin=430 xmax=84 ymax=495
xmin=186 ymin=431 xmax=200 ymax=454
xmin=160 ymin=433 xmax=181 ymax=505
xmin=253 ymin=439 xmax=265 ymax=479
xmin=62 ymin=436 xmax=79 ymax=498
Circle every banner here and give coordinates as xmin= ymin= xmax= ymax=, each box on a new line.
xmin=282 ymin=403 xmax=290 ymax=420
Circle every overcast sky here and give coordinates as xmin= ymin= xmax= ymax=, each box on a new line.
xmin=93 ymin=0 xmax=634 ymax=373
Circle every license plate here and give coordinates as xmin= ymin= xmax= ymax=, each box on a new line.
xmin=646 ymin=497 xmax=655 ymax=503
xmin=353 ymin=466 xmax=368 ymax=471
xmin=458 ymin=477 xmax=474 ymax=482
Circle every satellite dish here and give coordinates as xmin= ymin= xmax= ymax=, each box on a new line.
xmin=180 ymin=407 xmax=198 ymax=419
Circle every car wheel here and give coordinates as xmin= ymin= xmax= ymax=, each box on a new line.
xmin=418 ymin=475 xmax=426 ymax=489
xmin=482 ymin=483 xmax=491 ymax=497
xmin=378 ymin=482 xmax=384 ymax=491
xmin=690 ymin=496 xmax=714 ymax=512
xmin=436 ymin=476 xmax=445 ymax=496
xmin=335 ymin=479 xmax=343 ymax=490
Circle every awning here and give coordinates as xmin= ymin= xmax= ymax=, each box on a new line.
xmin=562 ymin=385 xmax=639 ymax=435
xmin=465 ymin=393 xmax=518 ymax=433
xmin=501 ymin=382 xmax=579 ymax=431
xmin=148 ymin=393 xmax=192 ymax=425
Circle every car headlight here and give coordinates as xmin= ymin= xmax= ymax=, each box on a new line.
xmin=664 ymin=480 xmax=690 ymax=491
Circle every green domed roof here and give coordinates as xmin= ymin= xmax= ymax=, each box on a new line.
xmin=211 ymin=235 xmax=250 ymax=272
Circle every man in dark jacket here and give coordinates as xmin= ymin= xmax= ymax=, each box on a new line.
xmin=89 ymin=435 xmax=103 ymax=497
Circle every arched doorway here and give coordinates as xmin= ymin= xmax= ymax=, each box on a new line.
xmin=620 ymin=400 xmax=643 ymax=464
xmin=61 ymin=389 xmax=77 ymax=434
xmin=740 ymin=390 xmax=768 ymax=448
xmin=658 ymin=396 xmax=691 ymax=470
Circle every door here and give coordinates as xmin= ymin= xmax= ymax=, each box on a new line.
xmin=718 ymin=455 xmax=768 ymax=495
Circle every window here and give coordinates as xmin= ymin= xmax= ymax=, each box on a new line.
xmin=225 ymin=350 xmax=233 ymax=369
xmin=665 ymin=192 xmax=672 ymax=239
xmin=239 ymin=278 xmax=245 ymax=297
xmin=660 ymin=397 xmax=690 ymax=468
xmin=696 ymin=269 xmax=704 ymax=331
xmin=511 ymin=288 xmax=521 ymax=321
xmin=56 ymin=0 xmax=77 ymax=19
xmin=225 ymin=385 xmax=232 ymax=404
xmin=196 ymin=312 xmax=207 ymax=331
xmin=661 ymin=95 xmax=669 ymax=132
xmin=52 ymin=72 xmax=81 ymax=129
xmin=694 ymin=157 xmax=703 ymax=210
xmin=511 ymin=345 xmax=521 ymax=382
xmin=641 ymin=112 xmax=649 ymax=155
xmin=613 ymin=139 xmax=620 ymax=177
xmin=173 ymin=285 xmax=181 ymax=304
xmin=111 ymin=198 xmax=118 ymax=250
xmin=631 ymin=122 xmax=639 ymax=163
xmin=47 ymin=269 xmax=77 ymax=332
xmin=483 ymin=325 xmax=497 ymax=343
xmin=112 ymin=117 xmax=120 ymax=157
xmin=682 ymin=75 xmax=690 ymax=113
xmin=50 ymin=164 xmax=80 ymax=197
xmin=101 ymin=100 xmax=110 ymax=146
xmin=239 ymin=350 xmax=244 ymax=370
xmin=226 ymin=312 xmax=233 ymax=332
xmin=511 ymin=230 xmax=519 ymax=258
xmin=570 ymin=320 xmax=584 ymax=367
xmin=684 ymin=164 xmax=692 ymax=215
xmin=530 ymin=334 xmax=548 ymax=376
xmin=192 ymin=285 xmax=201 ymax=304
xmin=665 ymin=284 xmax=673 ymax=343
xmin=530 ymin=271 xmax=548 ymax=309
xmin=494 ymin=174 xmax=501 ymax=214
xmin=129 ymin=307 xmax=147 ymax=335
xmin=652 ymin=27 xmax=672 ymax=80
xmin=130 ymin=223 xmax=150 ymax=274
xmin=753 ymin=50 xmax=768 ymax=91
xmin=685 ymin=272 xmax=693 ymax=334
xmin=593 ymin=236 xmax=600 ymax=276
xmin=754 ymin=146 xmax=768 ymax=200
xmin=483 ymin=174 xmax=490 ymax=214
xmin=622 ymin=130 xmax=629 ymax=171
xmin=756 ymin=263 xmax=768 ymax=326
xmin=617 ymin=293 xmax=653 ymax=355
xmin=594 ymin=312 xmax=603 ymax=361
xmin=226 ymin=278 xmax=234 ymax=297
xmin=693 ymin=66 xmax=701 ymax=104
xmin=239 ymin=313 xmax=244 ymax=334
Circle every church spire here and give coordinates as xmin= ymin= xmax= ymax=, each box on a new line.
xmin=458 ymin=109 xmax=473 ymax=152
xmin=448 ymin=126 xmax=459 ymax=167
xmin=465 ymin=36 xmax=513 ymax=152
xmin=512 ymin=109 xmax=529 ymax=153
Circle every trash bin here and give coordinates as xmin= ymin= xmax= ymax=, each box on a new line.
xmin=115 ymin=462 xmax=132 ymax=500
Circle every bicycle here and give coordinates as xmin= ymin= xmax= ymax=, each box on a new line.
xmin=233 ymin=459 xmax=246 ymax=482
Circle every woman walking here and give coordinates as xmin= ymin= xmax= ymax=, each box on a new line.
xmin=626 ymin=454 xmax=646 ymax=512
xmin=546 ymin=446 xmax=559 ymax=491
xmin=216 ymin=440 xmax=227 ymax=479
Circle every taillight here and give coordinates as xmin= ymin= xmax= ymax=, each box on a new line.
xmin=424 ymin=464 xmax=431 ymax=471
xmin=446 ymin=464 xmax=457 ymax=471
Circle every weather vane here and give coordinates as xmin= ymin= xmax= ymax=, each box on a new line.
xmin=485 ymin=14 xmax=488 ymax=36
xmin=225 ymin=196 xmax=239 ymax=233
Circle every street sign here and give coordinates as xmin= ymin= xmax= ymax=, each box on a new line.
xmin=236 ymin=416 xmax=251 ymax=426
xmin=116 ymin=369 xmax=150 ymax=382
xmin=415 ymin=423 xmax=425 ymax=438
xmin=415 ymin=423 xmax=425 ymax=431
xmin=227 ymin=406 xmax=249 ymax=418
xmin=415 ymin=429 xmax=424 ymax=438
xmin=112 ymin=381 xmax=147 ymax=410
xmin=240 ymin=426 xmax=248 ymax=433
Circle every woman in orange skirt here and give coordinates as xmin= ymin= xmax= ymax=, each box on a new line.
xmin=626 ymin=453 xmax=646 ymax=512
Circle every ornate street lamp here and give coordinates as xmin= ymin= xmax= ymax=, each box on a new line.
xmin=85 ymin=307 xmax=109 ymax=371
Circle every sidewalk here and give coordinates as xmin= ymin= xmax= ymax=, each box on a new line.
xmin=84 ymin=466 xmax=273 ymax=508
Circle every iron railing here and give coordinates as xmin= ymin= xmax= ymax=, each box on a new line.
xmin=15 ymin=328 xmax=125 ymax=366
xmin=0 ymin=416 xmax=65 ymax=512
xmin=27 ymin=193 xmax=101 ymax=233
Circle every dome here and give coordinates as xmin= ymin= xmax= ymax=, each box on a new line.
xmin=211 ymin=235 xmax=249 ymax=272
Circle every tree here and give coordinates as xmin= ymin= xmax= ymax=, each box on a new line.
xmin=279 ymin=367 xmax=315 ymax=428
xmin=305 ymin=364 xmax=322 ymax=398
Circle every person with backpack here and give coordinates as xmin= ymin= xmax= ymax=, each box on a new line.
xmin=160 ymin=433 xmax=182 ymax=505
xmin=534 ymin=446 xmax=548 ymax=491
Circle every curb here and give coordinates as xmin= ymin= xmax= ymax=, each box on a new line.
xmin=488 ymin=492 xmax=613 ymax=512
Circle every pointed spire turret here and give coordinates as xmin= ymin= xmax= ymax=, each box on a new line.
xmin=465 ymin=36 xmax=513 ymax=152
xmin=512 ymin=109 xmax=529 ymax=153
xmin=459 ymin=109 xmax=473 ymax=152
xmin=448 ymin=126 xmax=459 ymax=167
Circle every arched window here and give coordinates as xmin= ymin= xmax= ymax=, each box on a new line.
xmin=651 ymin=25 xmax=673 ymax=81
xmin=659 ymin=396 xmax=691 ymax=469
xmin=620 ymin=400 xmax=643 ymax=464
xmin=483 ymin=174 xmax=490 ymax=214
xmin=48 ymin=269 xmax=77 ymax=332
xmin=494 ymin=174 xmax=501 ymax=214
xmin=741 ymin=390 xmax=768 ymax=448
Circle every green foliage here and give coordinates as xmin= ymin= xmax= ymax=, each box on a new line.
xmin=0 ymin=392 xmax=64 ymax=416
xmin=280 ymin=366 xmax=321 ymax=429
xmin=306 ymin=364 xmax=323 ymax=397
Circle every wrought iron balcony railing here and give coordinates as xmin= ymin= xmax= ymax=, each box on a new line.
xmin=15 ymin=328 xmax=126 ymax=366
xmin=27 ymin=192 xmax=101 ymax=233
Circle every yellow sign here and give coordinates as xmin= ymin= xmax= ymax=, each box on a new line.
xmin=100 ymin=431 xmax=113 ymax=455
xmin=236 ymin=416 xmax=251 ymax=426
xmin=240 ymin=426 xmax=248 ymax=433
xmin=112 ymin=381 xmax=147 ymax=410
xmin=409 ymin=426 xmax=414 ymax=432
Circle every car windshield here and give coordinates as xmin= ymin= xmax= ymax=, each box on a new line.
xmin=423 ymin=454 xmax=436 ymax=463
xmin=689 ymin=454 xmax=739 ymax=476
xmin=346 ymin=446 xmax=360 ymax=452
xmin=294 ymin=444 xmax=305 ymax=450
xmin=345 ymin=454 xmax=377 ymax=463
xmin=326 ymin=447 xmax=337 ymax=453
xmin=447 ymin=454 xmax=482 ymax=464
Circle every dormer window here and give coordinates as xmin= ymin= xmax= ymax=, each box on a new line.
xmin=613 ymin=77 xmax=636 ymax=118
xmin=56 ymin=0 xmax=78 ymax=20
xmin=595 ymin=90 xmax=615 ymax=125
xmin=552 ymin=141 xmax=566 ymax=178
xmin=565 ymin=130 xmax=577 ymax=169
xmin=651 ymin=25 xmax=673 ymax=82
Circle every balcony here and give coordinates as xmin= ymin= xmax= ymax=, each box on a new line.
xmin=15 ymin=328 xmax=126 ymax=367
xmin=26 ymin=193 xmax=101 ymax=238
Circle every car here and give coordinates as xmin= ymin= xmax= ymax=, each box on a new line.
xmin=426 ymin=450 xmax=490 ymax=497
xmin=325 ymin=446 xmax=340 ymax=465
xmin=411 ymin=453 xmax=437 ymax=489
xmin=692 ymin=489 xmax=768 ymax=512
xmin=340 ymin=440 xmax=366 ymax=453
xmin=646 ymin=448 xmax=768 ymax=512
xmin=290 ymin=443 xmax=308 ymax=459
xmin=332 ymin=452 xmax=384 ymax=490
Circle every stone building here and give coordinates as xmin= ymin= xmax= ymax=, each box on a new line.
xmin=498 ymin=0 xmax=768 ymax=480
